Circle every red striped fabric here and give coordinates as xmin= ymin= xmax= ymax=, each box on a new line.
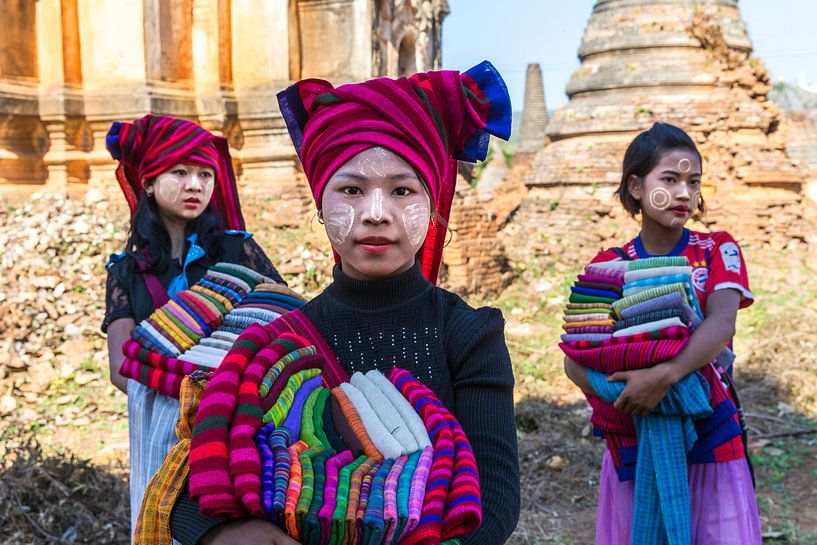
xmin=389 ymin=368 xmax=482 ymax=544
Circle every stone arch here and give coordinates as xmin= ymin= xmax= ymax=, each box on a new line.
xmin=397 ymin=33 xmax=416 ymax=77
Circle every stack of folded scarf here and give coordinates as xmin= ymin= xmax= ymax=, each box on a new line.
xmin=188 ymin=326 xmax=479 ymax=545
xmin=559 ymin=256 xmax=746 ymax=544
xmin=560 ymin=262 xmax=623 ymax=343
xmin=560 ymin=257 xmax=704 ymax=430
xmin=119 ymin=263 xmax=306 ymax=398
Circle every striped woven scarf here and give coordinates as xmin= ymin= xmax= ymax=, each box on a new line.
xmin=389 ymin=368 xmax=482 ymax=544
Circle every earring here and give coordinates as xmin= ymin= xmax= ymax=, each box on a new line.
xmin=430 ymin=215 xmax=436 ymax=226
xmin=317 ymin=210 xmax=324 ymax=225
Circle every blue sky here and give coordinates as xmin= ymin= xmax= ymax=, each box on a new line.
xmin=442 ymin=1 xmax=817 ymax=111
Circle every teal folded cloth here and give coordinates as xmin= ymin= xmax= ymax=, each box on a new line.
xmin=393 ymin=450 xmax=421 ymax=545
xmin=588 ymin=369 xmax=712 ymax=545
xmin=303 ymin=449 xmax=335 ymax=545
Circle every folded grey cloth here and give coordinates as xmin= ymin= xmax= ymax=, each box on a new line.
xmin=339 ymin=382 xmax=404 ymax=459
xmin=351 ymin=372 xmax=419 ymax=452
xmin=364 ymin=369 xmax=431 ymax=449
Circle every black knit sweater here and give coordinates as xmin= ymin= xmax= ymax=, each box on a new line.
xmin=171 ymin=262 xmax=520 ymax=545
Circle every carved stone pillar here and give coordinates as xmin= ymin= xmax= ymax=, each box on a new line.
xmin=37 ymin=0 xmax=89 ymax=191
xmin=0 ymin=0 xmax=47 ymax=190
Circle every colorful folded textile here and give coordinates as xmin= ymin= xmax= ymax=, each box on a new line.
xmin=559 ymin=254 xmax=745 ymax=493
xmin=568 ymin=292 xmax=618 ymax=305
xmin=584 ymin=263 xmax=627 ymax=281
xmin=619 ymin=292 xmax=686 ymax=320
xmin=563 ymin=325 xmax=615 ymax=334
xmin=563 ymin=313 xmax=611 ymax=322
xmin=364 ymin=370 xmax=431 ymax=450
xmin=622 ymin=274 xmax=693 ymax=297
xmin=383 ymin=454 xmax=409 ymax=545
xmin=612 ymin=282 xmax=691 ymax=319
xmin=560 ymin=333 xmax=613 ymax=343
xmin=612 ymin=316 xmax=687 ymax=338
xmin=303 ymin=449 xmax=336 ymax=545
xmin=285 ymin=441 xmax=311 ymax=538
xmin=330 ymin=454 xmax=367 ymax=545
xmin=390 ymin=368 xmax=482 ymax=543
xmin=576 ymin=281 xmax=623 ymax=296
xmin=577 ymin=273 xmax=624 ymax=287
xmin=571 ymin=286 xmax=621 ymax=300
xmin=623 ymin=266 xmax=692 ymax=283
xmin=562 ymin=319 xmax=616 ymax=331
xmin=626 ymin=256 xmax=689 ymax=270
xmin=121 ymin=263 xmax=308 ymax=398
xmin=563 ymin=307 xmax=613 ymax=316
xmin=350 ymin=373 xmax=419 ymax=453
xmin=362 ymin=459 xmax=394 ymax=545
xmin=566 ymin=302 xmax=613 ymax=310
xmin=613 ymin=308 xmax=687 ymax=331
xmin=588 ymin=368 xmax=712 ymax=545
xmin=154 ymin=306 xmax=483 ymax=545
xmin=560 ymin=335 xmax=689 ymax=374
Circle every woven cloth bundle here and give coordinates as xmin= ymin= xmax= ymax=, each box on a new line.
xmin=184 ymin=326 xmax=480 ymax=545
xmin=558 ymin=256 xmax=745 ymax=545
xmin=119 ymin=263 xmax=306 ymax=398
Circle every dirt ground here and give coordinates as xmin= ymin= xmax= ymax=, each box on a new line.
xmin=1 ymin=194 xmax=816 ymax=544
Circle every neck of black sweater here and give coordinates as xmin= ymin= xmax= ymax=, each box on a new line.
xmin=325 ymin=261 xmax=432 ymax=311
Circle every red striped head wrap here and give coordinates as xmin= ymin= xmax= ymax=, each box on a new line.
xmin=277 ymin=61 xmax=511 ymax=283
xmin=106 ymin=114 xmax=245 ymax=230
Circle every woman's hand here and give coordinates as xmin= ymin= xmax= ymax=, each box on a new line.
xmin=200 ymin=519 xmax=300 ymax=545
xmin=106 ymin=317 xmax=135 ymax=394
xmin=607 ymin=363 xmax=678 ymax=417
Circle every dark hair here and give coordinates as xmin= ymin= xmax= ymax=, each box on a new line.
xmin=616 ymin=122 xmax=705 ymax=216
xmin=125 ymin=191 xmax=225 ymax=274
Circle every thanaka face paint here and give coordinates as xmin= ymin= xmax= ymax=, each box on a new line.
xmin=319 ymin=146 xmax=433 ymax=281
xmin=402 ymin=203 xmax=430 ymax=245
xmin=678 ymin=158 xmax=691 ymax=173
xmin=324 ymin=204 xmax=355 ymax=245
xmin=155 ymin=172 xmax=184 ymax=204
xmin=358 ymin=146 xmax=393 ymax=178
xmin=149 ymin=163 xmax=216 ymax=223
xmin=369 ymin=188 xmax=384 ymax=222
xmin=648 ymin=187 xmax=672 ymax=210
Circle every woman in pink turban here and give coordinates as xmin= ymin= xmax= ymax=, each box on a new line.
xmin=168 ymin=62 xmax=520 ymax=545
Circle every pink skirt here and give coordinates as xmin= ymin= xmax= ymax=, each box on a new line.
xmin=595 ymin=449 xmax=762 ymax=545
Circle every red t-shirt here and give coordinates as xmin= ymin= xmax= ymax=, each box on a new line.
xmin=591 ymin=228 xmax=753 ymax=315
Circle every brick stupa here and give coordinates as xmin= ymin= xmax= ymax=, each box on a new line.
xmin=513 ymin=0 xmax=809 ymax=256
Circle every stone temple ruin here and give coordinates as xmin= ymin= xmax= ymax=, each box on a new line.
xmin=2 ymin=0 xmax=816 ymax=295
xmin=0 ymin=0 xmax=449 ymax=220
xmin=510 ymin=0 xmax=814 ymax=267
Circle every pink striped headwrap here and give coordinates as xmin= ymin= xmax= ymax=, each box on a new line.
xmin=278 ymin=61 xmax=511 ymax=283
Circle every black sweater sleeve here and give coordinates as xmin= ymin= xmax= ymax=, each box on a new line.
xmin=446 ymin=305 xmax=520 ymax=545
xmin=170 ymin=483 xmax=230 ymax=545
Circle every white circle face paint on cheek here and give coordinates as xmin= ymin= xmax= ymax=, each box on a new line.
xmin=403 ymin=203 xmax=430 ymax=246
xmin=156 ymin=175 xmax=183 ymax=203
xmin=648 ymin=187 xmax=672 ymax=210
xmin=678 ymin=158 xmax=691 ymax=173
xmin=201 ymin=177 xmax=215 ymax=205
xmin=324 ymin=204 xmax=355 ymax=246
